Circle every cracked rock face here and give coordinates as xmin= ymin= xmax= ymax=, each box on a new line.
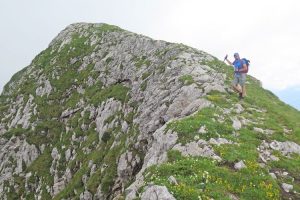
xmin=9 ymin=95 xmax=35 ymax=129
xmin=36 ymin=76 xmax=53 ymax=97
xmin=95 ymin=99 xmax=122 ymax=139
xmin=125 ymin=126 xmax=178 ymax=200
xmin=117 ymin=151 xmax=141 ymax=186
xmin=0 ymin=138 xmax=39 ymax=176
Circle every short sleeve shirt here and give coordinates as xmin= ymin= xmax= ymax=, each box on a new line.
xmin=233 ymin=59 xmax=245 ymax=76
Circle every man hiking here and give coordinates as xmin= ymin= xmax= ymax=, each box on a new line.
xmin=224 ymin=53 xmax=247 ymax=99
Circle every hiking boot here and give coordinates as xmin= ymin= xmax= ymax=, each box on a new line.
xmin=239 ymin=93 xmax=244 ymax=100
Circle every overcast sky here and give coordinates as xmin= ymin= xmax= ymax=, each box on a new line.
xmin=1 ymin=0 xmax=299 ymax=109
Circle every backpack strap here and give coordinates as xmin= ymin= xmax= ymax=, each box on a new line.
xmin=240 ymin=59 xmax=248 ymax=73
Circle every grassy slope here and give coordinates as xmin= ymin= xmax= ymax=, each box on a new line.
xmin=143 ymin=59 xmax=300 ymax=200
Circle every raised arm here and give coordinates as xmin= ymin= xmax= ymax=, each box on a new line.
xmin=225 ymin=58 xmax=233 ymax=66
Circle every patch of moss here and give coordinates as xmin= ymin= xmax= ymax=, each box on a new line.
xmin=135 ymin=56 xmax=151 ymax=69
xmin=2 ymin=126 xmax=27 ymax=139
xmin=53 ymin=165 xmax=87 ymax=200
xmin=90 ymin=83 xmax=130 ymax=106
xmin=86 ymin=169 xmax=102 ymax=193
xmin=29 ymin=120 xmax=65 ymax=145
xmin=97 ymin=24 xmax=122 ymax=33
xmin=140 ymin=81 xmax=147 ymax=91
xmin=36 ymin=97 xmax=63 ymax=120
xmin=27 ymin=148 xmax=53 ymax=185
xmin=105 ymin=57 xmax=113 ymax=64
xmin=179 ymin=75 xmax=195 ymax=85
xmin=141 ymin=72 xmax=151 ymax=80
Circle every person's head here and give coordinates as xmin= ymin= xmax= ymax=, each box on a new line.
xmin=234 ymin=53 xmax=240 ymax=60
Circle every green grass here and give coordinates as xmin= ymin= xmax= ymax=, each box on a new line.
xmin=140 ymin=81 xmax=147 ymax=91
xmin=179 ymin=75 xmax=195 ymax=85
xmin=65 ymin=92 xmax=82 ymax=109
xmin=36 ymin=98 xmax=63 ymax=119
xmin=214 ymin=142 xmax=258 ymax=163
xmin=2 ymin=126 xmax=27 ymax=139
xmin=86 ymin=169 xmax=102 ymax=193
xmin=90 ymin=83 xmax=130 ymax=106
xmin=52 ymin=124 xmax=127 ymax=199
xmin=144 ymin=155 xmax=280 ymax=200
xmin=213 ymin=128 xmax=262 ymax=166
xmin=142 ymin=72 xmax=151 ymax=80
xmin=269 ymin=153 xmax=300 ymax=181
xmin=164 ymin=58 xmax=300 ymax=199
xmin=27 ymin=148 xmax=53 ymax=185
xmin=53 ymin=165 xmax=88 ymax=200
xmin=135 ymin=56 xmax=151 ymax=69
xmin=28 ymin=120 xmax=65 ymax=145
xmin=167 ymin=107 xmax=234 ymax=144
xmin=56 ymin=34 xmax=95 ymax=67
xmin=96 ymin=23 xmax=122 ymax=33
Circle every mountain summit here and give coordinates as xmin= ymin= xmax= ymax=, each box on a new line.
xmin=0 ymin=23 xmax=300 ymax=200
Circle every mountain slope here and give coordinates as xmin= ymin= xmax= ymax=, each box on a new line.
xmin=0 ymin=23 xmax=300 ymax=200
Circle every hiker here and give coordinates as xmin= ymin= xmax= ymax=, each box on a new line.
xmin=224 ymin=53 xmax=247 ymax=99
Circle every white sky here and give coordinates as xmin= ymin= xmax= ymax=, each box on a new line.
xmin=0 ymin=0 xmax=299 ymax=106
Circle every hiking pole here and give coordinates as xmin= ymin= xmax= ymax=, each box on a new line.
xmin=223 ymin=54 xmax=228 ymax=62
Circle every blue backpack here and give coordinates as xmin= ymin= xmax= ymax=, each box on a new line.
xmin=241 ymin=58 xmax=250 ymax=73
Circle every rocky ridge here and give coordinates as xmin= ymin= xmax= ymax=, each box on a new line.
xmin=0 ymin=23 xmax=300 ymax=200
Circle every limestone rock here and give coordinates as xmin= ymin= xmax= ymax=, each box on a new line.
xmin=269 ymin=172 xmax=277 ymax=179
xmin=9 ymin=95 xmax=35 ymax=129
xmin=117 ymin=151 xmax=141 ymax=184
xmin=269 ymin=141 xmax=300 ymax=155
xmin=51 ymin=147 xmax=60 ymax=160
xmin=232 ymin=117 xmax=242 ymax=130
xmin=172 ymin=139 xmax=222 ymax=162
xmin=234 ymin=104 xmax=244 ymax=114
xmin=52 ymin=178 xmax=65 ymax=196
xmin=282 ymin=183 xmax=293 ymax=193
xmin=141 ymin=185 xmax=176 ymax=200
xmin=253 ymin=127 xmax=264 ymax=134
xmin=165 ymin=84 xmax=206 ymax=118
xmin=125 ymin=126 xmax=178 ymax=199
xmin=95 ymin=99 xmax=122 ymax=140
xmin=15 ymin=139 xmax=39 ymax=174
xmin=35 ymin=78 xmax=52 ymax=97
xmin=168 ymin=176 xmax=178 ymax=185
xmin=209 ymin=138 xmax=234 ymax=146
xmin=234 ymin=160 xmax=247 ymax=170
xmin=198 ymin=125 xmax=207 ymax=134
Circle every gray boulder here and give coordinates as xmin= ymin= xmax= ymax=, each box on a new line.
xmin=141 ymin=185 xmax=176 ymax=200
